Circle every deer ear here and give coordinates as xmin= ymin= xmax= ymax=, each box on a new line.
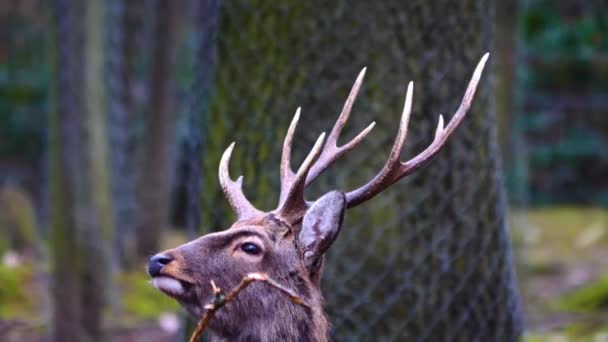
xmin=298 ymin=191 xmax=346 ymax=273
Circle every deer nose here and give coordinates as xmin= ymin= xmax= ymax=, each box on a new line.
xmin=148 ymin=253 xmax=173 ymax=277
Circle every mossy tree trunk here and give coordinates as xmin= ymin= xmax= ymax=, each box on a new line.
xmin=495 ymin=0 xmax=520 ymax=161
xmin=48 ymin=2 xmax=82 ymax=339
xmin=107 ymin=0 xmax=145 ymax=270
xmin=79 ymin=0 xmax=114 ymax=338
xmin=137 ymin=0 xmax=183 ymax=257
xmin=49 ymin=0 xmax=114 ymax=340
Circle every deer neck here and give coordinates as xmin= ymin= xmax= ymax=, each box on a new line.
xmin=209 ymin=315 xmax=327 ymax=342
xmin=207 ymin=289 xmax=329 ymax=342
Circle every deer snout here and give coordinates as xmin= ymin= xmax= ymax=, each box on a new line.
xmin=148 ymin=253 xmax=173 ymax=277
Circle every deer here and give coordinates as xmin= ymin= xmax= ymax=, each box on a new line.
xmin=148 ymin=53 xmax=489 ymax=341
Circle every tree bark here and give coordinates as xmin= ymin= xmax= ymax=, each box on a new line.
xmin=137 ymin=0 xmax=182 ymax=257
xmin=49 ymin=0 xmax=114 ymax=340
xmin=79 ymin=0 xmax=114 ymax=339
xmin=48 ymin=2 xmax=83 ymax=339
xmin=107 ymin=0 xmax=144 ymax=270
xmin=495 ymin=0 xmax=520 ymax=164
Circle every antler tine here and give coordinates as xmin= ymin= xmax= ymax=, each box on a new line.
xmin=219 ymin=143 xmax=264 ymax=220
xmin=276 ymin=132 xmax=326 ymax=218
xmin=345 ymin=53 xmax=489 ymax=208
xmin=306 ymin=67 xmax=376 ymax=185
xmin=401 ymin=52 xmax=489 ymax=172
xmin=342 ymin=81 xmax=413 ymax=207
xmin=279 ymin=108 xmax=301 ymax=204
xmin=388 ymin=81 xmax=414 ymax=165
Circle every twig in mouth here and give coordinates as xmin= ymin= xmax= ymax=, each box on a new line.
xmin=189 ymin=272 xmax=311 ymax=342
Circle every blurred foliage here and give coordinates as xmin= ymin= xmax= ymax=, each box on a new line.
xmin=119 ymin=271 xmax=180 ymax=321
xmin=0 ymin=17 xmax=47 ymax=160
xmin=0 ymin=185 xmax=39 ymax=252
xmin=514 ymin=0 xmax=608 ymax=206
xmin=516 ymin=207 xmax=607 ymax=285
xmin=514 ymin=206 xmax=608 ymax=339
xmin=522 ymin=1 xmax=608 ymax=57
xmin=526 ymin=325 xmax=608 ymax=342
xmin=557 ymin=275 xmax=608 ymax=313
xmin=0 ymin=263 xmax=34 ymax=319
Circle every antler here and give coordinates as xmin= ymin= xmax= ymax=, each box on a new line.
xmin=219 ymin=143 xmax=264 ymax=220
xmin=345 ymin=52 xmax=489 ymax=207
xmin=276 ymin=130 xmax=326 ymax=217
xmin=276 ymin=68 xmax=376 ymax=222
xmin=305 ymin=68 xmax=376 ymax=185
xmin=220 ymin=53 xmax=489 ymax=225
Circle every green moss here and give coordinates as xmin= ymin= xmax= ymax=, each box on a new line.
xmin=0 ymin=263 xmax=34 ymax=319
xmin=525 ymin=324 xmax=608 ymax=342
xmin=120 ymin=272 xmax=180 ymax=320
xmin=0 ymin=233 xmax=8 ymax=255
xmin=556 ymin=275 xmax=608 ymax=313
xmin=0 ymin=185 xmax=40 ymax=252
xmin=523 ymin=333 xmax=548 ymax=342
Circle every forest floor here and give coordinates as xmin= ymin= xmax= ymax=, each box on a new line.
xmin=1 ymin=207 xmax=607 ymax=341
xmin=0 ymin=234 xmax=188 ymax=342
xmin=515 ymin=207 xmax=608 ymax=341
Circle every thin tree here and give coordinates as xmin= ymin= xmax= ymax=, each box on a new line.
xmin=48 ymin=0 xmax=114 ymax=340
xmin=80 ymin=0 xmax=114 ymax=338
xmin=107 ymin=0 xmax=145 ymax=270
xmin=48 ymin=2 xmax=82 ymax=339
xmin=137 ymin=0 xmax=183 ymax=257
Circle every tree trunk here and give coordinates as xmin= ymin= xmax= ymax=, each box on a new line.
xmin=48 ymin=2 xmax=83 ymax=339
xmin=49 ymin=0 xmax=114 ymax=340
xmin=79 ymin=0 xmax=114 ymax=339
xmin=107 ymin=0 xmax=144 ymax=270
xmin=495 ymin=0 xmax=520 ymax=166
xmin=137 ymin=0 xmax=182 ymax=257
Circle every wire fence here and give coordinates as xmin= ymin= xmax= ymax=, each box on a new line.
xmin=194 ymin=1 xmax=523 ymax=340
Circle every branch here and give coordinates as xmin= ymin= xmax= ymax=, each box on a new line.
xmin=189 ymin=272 xmax=311 ymax=342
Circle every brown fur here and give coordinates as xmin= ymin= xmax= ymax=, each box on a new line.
xmin=156 ymin=216 xmax=329 ymax=341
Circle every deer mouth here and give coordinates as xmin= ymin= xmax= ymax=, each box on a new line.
xmin=151 ymin=276 xmax=193 ymax=298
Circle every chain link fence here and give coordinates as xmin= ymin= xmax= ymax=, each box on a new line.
xmin=195 ymin=1 xmax=523 ymax=340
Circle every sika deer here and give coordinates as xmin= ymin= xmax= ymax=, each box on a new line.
xmin=148 ymin=53 xmax=489 ymax=341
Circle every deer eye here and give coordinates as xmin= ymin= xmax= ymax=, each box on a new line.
xmin=240 ymin=242 xmax=262 ymax=255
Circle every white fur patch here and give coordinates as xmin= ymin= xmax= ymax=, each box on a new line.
xmin=152 ymin=276 xmax=184 ymax=296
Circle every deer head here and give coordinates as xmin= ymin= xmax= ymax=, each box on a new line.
xmin=148 ymin=53 xmax=489 ymax=341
